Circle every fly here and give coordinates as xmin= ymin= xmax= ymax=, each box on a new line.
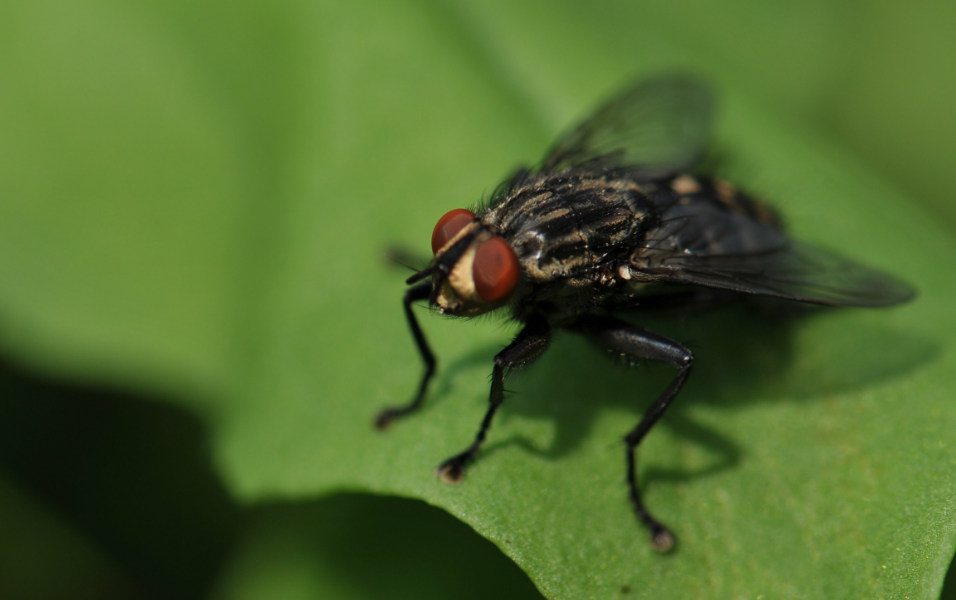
xmin=375 ymin=75 xmax=915 ymax=551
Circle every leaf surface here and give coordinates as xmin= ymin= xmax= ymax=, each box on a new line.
xmin=0 ymin=1 xmax=954 ymax=598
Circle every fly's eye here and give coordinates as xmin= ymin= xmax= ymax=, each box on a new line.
xmin=431 ymin=208 xmax=476 ymax=254
xmin=472 ymin=237 xmax=519 ymax=303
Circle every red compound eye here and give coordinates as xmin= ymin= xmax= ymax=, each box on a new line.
xmin=431 ymin=208 xmax=476 ymax=254
xmin=472 ymin=237 xmax=519 ymax=303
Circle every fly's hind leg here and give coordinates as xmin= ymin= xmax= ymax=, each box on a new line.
xmin=437 ymin=314 xmax=551 ymax=483
xmin=376 ymin=282 xmax=436 ymax=429
xmin=575 ymin=315 xmax=694 ymax=552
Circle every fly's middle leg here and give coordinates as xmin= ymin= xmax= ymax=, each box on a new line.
xmin=375 ymin=282 xmax=436 ymax=429
xmin=575 ymin=315 xmax=693 ymax=552
xmin=437 ymin=314 xmax=551 ymax=483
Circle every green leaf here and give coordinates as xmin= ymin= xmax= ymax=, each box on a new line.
xmin=0 ymin=360 xmax=242 ymax=598
xmin=1 ymin=0 xmax=955 ymax=599
xmin=0 ymin=474 xmax=132 ymax=600
xmin=209 ymin=495 xmax=540 ymax=600
xmin=823 ymin=2 xmax=956 ymax=226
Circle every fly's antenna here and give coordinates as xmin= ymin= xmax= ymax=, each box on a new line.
xmin=406 ymin=267 xmax=435 ymax=285
xmin=385 ymin=247 xmax=430 ymax=273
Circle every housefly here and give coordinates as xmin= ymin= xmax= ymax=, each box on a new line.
xmin=376 ymin=75 xmax=915 ymax=551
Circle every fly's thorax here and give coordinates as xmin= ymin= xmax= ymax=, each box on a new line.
xmin=483 ymin=172 xmax=652 ymax=287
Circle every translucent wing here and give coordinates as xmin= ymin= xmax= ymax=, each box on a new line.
xmin=642 ymin=243 xmax=914 ymax=307
xmin=542 ymin=75 xmax=714 ymax=177
xmin=630 ymin=202 xmax=915 ymax=307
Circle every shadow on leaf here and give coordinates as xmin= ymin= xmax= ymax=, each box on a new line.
xmin=439 ymin=303 xmax=937 ymax=488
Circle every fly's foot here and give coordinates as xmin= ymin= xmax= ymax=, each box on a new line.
xmin=374 ymin=408 xmax=407 ymax=431
xmin=437 ymin=451 xmax=473 ymax=484
xmin=649 ymin=525 xmax=675 ymax=553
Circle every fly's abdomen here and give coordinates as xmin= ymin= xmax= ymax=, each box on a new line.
xmin=632 ymin=174 xmax=787 ymax=270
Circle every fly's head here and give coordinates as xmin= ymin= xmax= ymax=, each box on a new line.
xmin=407 ymin=208 xmax=521 ymax=317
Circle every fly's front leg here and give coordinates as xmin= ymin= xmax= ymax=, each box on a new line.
xmin=437 ymin=314 xmax=551 ymax=484
xmin=576 ymin=315 xmax=694 ymax=552
xmin=376 ymin=282 xmax=436 ymax=429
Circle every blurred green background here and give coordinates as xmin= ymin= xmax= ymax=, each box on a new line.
xmin=1 ymin=1 xmax=956 ymax=598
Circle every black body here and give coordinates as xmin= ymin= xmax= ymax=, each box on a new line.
xmin=378 ymin=76 xmax=914 ymax=551
xmin=485 ymin=169 xmax=783 ymax=321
